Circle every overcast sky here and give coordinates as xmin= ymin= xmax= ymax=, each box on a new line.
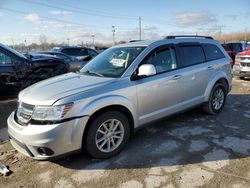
xmin=0 ymin=0 xmax=249 ymax=45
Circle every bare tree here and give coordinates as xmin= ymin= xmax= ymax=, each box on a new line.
xmin=39 ymin=34 xmax=48 ymax=50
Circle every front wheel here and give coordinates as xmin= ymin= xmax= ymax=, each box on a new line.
xmin=84 ymin=111 xmax=130 ymax=159
xmin=203 ymin=83 xmax=227 ymax=115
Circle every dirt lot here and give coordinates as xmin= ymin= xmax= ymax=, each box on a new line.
xmin=0 ymin=78 xmax=250 ymax=188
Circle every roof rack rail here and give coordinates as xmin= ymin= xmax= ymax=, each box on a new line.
xmin=165 ymin=35 xmax=213 ymax=40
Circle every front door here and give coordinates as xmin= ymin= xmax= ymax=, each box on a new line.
xmin=134 ymin=46 xmax=184 ymax=125
xmin=0 ymin=50 xmax=19 ymax=97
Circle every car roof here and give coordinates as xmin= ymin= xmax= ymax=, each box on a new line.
xmin=36 ymin=51 xmax=66 ymax=55
xmin=114 ymin=37 xmax=219 ymax=48
xmin=224 ymin=42 xmax=242 ymax=44
xmin=56 ymin=46 xmax=91 ymax=50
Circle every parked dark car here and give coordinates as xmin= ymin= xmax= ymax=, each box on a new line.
xmin=32 ymin=51 xmax=86 ymax=72
xmin=95 ymin=47 xmax=109 ymax=53
xmin=52 ymin=46 xmax=98 ymax=62
xmin=222 ymin=42 xmax=243 ymax=66
xmin=0 ymin=44 xmax=68 ymax=98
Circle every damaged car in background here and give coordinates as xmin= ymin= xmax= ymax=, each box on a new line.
xmin=30 ymin=51 xmax=85 ymax=72
xmin=0 ymin=44 xmax=68 ymax=98
xmin=52 ymin=46 xmax=98 ymax=62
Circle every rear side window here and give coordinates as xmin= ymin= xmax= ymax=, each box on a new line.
xmin=203 ymin=44 xmax=225 ymax=61
xmin=79 ymin=48 xmax=88 ymax=56
xmin=62 ymin=48 xmax=88 ymax=56
xmin=222 ymin=44 xmax=232 ymax=51
xmin=231 ymin=43 xmax=243 ymax=53
xmin=179 ymin=45 xmax=205 ymax=66
xmin=62 ymin=48 xmax=74 ymax=55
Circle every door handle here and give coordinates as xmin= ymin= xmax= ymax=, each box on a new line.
xmin=172 ymin=75 xmax=182 ymax=80
xmin=207 ymin=65 xmax=214 ymax=69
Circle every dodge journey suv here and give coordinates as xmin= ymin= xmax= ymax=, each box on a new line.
xmin=8 ymin=36 xmax=232 ymax=160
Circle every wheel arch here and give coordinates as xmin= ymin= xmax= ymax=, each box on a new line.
xmin=204 ymin=72 xmax=231 ymax=101
xmin=82 ymin=104 xmax=135 ymax=148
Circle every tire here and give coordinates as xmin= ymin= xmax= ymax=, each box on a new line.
xmin=203 ymin=83 xmax=227 ymax=115
xmin=84 ymin=111 xmax=130 ymax=159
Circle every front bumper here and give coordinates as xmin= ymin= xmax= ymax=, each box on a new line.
xmin=7 ymin=111 xmax=89 ymax=160
xmin=233 ymin=70 xmax=250 ymax=77
xmin=233 ymin=65 xmax=250 ymax=77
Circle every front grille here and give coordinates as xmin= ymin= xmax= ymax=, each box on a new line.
xmin=240 ymin=57 xmax=250 ymax=61
xmin=16 ymin=102 xmax=34 ymax=126
xmin=241 ymin=62 xmax=250 ymax=67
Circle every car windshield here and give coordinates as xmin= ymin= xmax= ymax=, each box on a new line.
xmin=0 ymin=44 xmax=27 ymax=59
xmin=80 ymin=46 xmax=145 ymax=78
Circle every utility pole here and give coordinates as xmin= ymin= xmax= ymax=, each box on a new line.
xmin=67 ymin=38 xmax=70 ymax=46
xmin=219 ymin=26 xmax=222 ymax=41
xmin=11 ymin=37 xmax=15 ymax=47
xmin=112 ymin=26 xmax=115 ymax=46
xmin=139 ymin=16 xmax=142 ymax=40
xmin=91 ymin=35 xmax=95 ymax=47
xmin=244 ymin=27 xmax=247 ymax=41
xmin=24 ymin=39 xmax=28 ymax=52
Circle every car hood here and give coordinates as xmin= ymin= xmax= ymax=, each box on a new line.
xmin=19 ymin=72 xmax=116 ymax=105
xmin=236 ymin=50 xmax=250 ymax=56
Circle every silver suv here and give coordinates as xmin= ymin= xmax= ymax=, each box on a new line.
xmin=8 ymin=36 xmax=232 ymax=160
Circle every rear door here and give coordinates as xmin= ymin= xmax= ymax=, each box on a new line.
xmin=177 ymin=42 xmax=225 ymax=107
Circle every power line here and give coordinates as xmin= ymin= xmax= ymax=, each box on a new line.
xmin=21 ymin=0 xmax=176 ymax=27
xmin=0 ymin=6 xmax=110 ymax=29
xmin=48 ymin=0 xmax=137 ymax=19
xmin=0 ymin=6 xmax=141 ymax=33
xmin=21 ymin=0 xmax=137 ymax=20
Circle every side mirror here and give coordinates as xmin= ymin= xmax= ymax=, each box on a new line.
xmin=138 ymin=64 xmax=156 ymax=77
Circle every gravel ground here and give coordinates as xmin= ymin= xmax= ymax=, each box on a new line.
xmin=0 ymin=78 xmax=250 ymax=188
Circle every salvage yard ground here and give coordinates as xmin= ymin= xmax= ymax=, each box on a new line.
xmin=0 ymin=78 xmax=250 ymax=188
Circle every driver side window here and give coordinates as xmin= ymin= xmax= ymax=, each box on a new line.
xmin=0 ymin=51 xmax=12 ymax=65
xmin=144 ymin=47 xmax=177 ymax=74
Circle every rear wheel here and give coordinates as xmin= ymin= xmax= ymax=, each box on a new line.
xmin=203 ymin=83 xmax=227 ymax=115
xmin=84 ymin=111 xmax=130 ymax=159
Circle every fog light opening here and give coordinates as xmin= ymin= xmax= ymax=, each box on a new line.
xmin=37 ymin=147 xmax=54 ymax=156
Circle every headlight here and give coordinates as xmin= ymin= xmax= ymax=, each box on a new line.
xmin=32 ymin=103 xmax=73 ymax=121
xmin=235 ymin=56 xmax=241 ymax=61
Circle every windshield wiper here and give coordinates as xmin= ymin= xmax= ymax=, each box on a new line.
xmin=83 ymin=70 xmax=104 ymax=77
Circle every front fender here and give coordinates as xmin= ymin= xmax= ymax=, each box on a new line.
xmin=204 ymin=71 xmax=232 ymax=101
xmin=79 ymin=95 xmax=138 ymax=128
